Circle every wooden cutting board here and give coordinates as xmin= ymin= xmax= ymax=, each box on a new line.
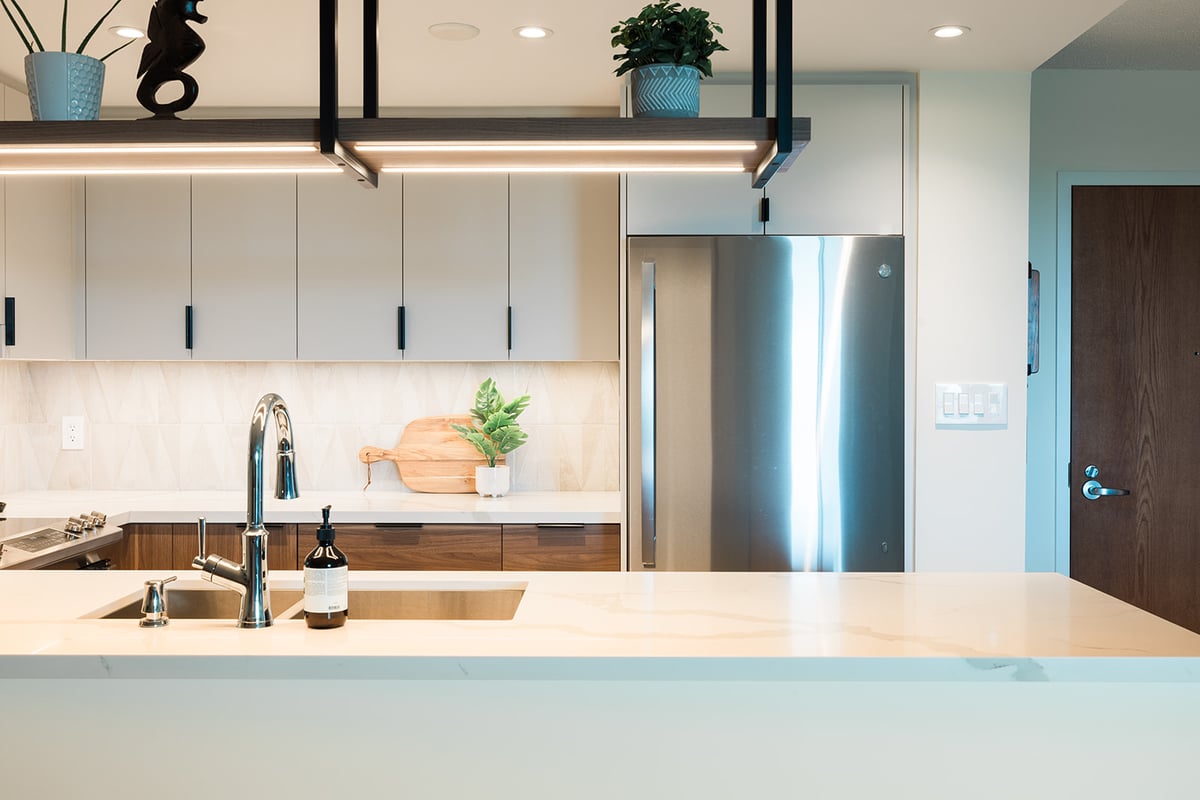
xmin=358 ymin=415 xmax=503 ymax=493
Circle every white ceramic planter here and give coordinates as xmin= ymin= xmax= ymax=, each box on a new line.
xmin=630 ymin=64 xmax=701 ymax=118
xmin=24 ymin=52 xmax=105 ymax=121
xmin=475 ymin=465 xmax=511 ymax=498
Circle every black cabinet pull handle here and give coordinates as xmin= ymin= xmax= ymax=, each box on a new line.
xmin=375 ymin=523 xmax=423 ymax=529
xmin=535 ymin=523 xmax=585 ymax=529
xmin=3 ymin=297 xmax=14 ymax=347
xmin=398 ymin=305 xmax=406 ymax=350
xmin=507 ymin=306 xmax=513 ymax=351
xmin=185 ymin=305 xmax=193 ymax=350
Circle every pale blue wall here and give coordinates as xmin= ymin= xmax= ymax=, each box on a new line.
xmin=1027 ymin=70 xmax=1200 ymax=572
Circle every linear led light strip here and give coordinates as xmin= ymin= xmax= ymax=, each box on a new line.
xmin=380 ymin=166 xmax=746 ymax=173
xmin=0 ymin=145 xmax=317 ymax=155
xmin=0 ymin=167 xmax=343 ymax=175
xmin=357 ymin=143 xmax=757 ymax=153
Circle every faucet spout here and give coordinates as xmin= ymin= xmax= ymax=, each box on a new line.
xmin=192 ymin=393 xmax=299 ymax=629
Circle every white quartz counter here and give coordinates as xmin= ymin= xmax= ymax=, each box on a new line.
xmin=2 ymin=570 xmax=1198 ymax=683
xmin=0 ymin=489 xmax=621 ymax=525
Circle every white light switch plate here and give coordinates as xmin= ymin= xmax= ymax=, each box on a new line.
xmin=62 ymin=416 xmax=85 ymax=450
xmin=935 ymin=383 xmax=1007 ymax=427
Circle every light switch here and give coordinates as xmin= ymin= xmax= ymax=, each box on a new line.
xmin=935 ymin=383 xmax=1008 ymax=427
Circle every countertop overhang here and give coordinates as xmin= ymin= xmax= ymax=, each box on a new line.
xmin=2 ymin=570 xmax=1198 ymax=684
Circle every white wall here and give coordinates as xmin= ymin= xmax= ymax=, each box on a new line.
xmin=914 ymin=73 xmax=1031 ymax=571
xmin=1026 ymin=70 xmax=1200 ymax=572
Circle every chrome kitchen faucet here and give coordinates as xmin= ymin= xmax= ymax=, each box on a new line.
xmin=192 ymin=393 xmax=299 ymax=628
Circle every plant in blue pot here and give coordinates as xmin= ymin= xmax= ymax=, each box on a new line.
xmin=1 ymin=0 xmax=139 ymax=120
xmin=611 ymin=0 xmax=727 ymax=118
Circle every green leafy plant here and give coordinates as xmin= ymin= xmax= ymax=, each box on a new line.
xmin=1 ymin=0 xmax=136 ymax=61
xmin=451 ymin=378 xmax=531 ymax=469
xmin=610 ymin=0 xmax=727 ymax=78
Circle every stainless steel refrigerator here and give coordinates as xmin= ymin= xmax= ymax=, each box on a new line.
xmin=628 ymin=235 xmax=904 ymax=571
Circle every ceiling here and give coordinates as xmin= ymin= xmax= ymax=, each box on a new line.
xmin=0 ymin=1 xmax=1143 ymax=113
xmin=1040 ymin=0 xmax=1200 ymax=69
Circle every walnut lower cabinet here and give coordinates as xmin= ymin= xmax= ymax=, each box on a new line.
xmin=297 ymin=524 xmax=502 ymax=571
xmin=108 ymin=521 xmax=618 ymax=572
xmin=501 ymin=524 xmax=619 ymax=571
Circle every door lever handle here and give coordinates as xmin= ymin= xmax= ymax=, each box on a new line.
xmin=1080 ymin=465 xmax=1130 ymax=500
xmin=1082 ymin=480 xmax=1130 ymax=500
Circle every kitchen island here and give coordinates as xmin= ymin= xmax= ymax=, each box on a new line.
xmin=1 ymin=569 xmax=1198 ymax=798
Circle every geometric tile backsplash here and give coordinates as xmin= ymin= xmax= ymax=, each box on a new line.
xmin=0 ymin=360 xmax=619 ymax=493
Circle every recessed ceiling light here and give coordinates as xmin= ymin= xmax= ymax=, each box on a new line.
xmin=514 ymin=26 xmax=553 ymax=39
xmin=109 ymin=25 xmax=145 ymax=39
xmin=930 ymin=25 xmax=970 ymax=39
xmin=428 ymin=22 xmax=480 ymax=41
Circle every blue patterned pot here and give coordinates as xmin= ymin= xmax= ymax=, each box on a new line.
xmin=24 ymin=52 xmax=105 ymax=121
xmin=630 ymin=64 xmax=701 ymax=118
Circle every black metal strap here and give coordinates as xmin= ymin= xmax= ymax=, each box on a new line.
xmin=752 ymin=0 xmax=766 ymax=117
xmin=319 ymin=0 xmax=379 ymax=187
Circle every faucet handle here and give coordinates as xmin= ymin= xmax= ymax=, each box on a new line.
xmin=194 ymin=517 xmax=207 ymax=567
xmin=139 ymin=575 xmax=177 ymax=628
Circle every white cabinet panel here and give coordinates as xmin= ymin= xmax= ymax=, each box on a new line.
xmin=766 ymin=84 xmax=904 ymax=235
xmin=626 ymin=84 xmax=763 ymax=236
xmin=3 ymin=177 xmax=83 ymax=359
xmin=297 ymin=175 xmax=404 ymax=361
xmin=85 ymin=176 xmax=192 ymax=360
xmin=190 ymin=175 xmax=297 ymax=360
xmin=509 ymin=174 xmax=618 ymax=361
xmin=402 ymin=175 xmax=508 ymax=361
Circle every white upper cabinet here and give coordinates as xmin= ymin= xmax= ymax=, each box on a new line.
xmin=509 ymin=174 xmax=619 ymax=361
xmin=626 ymin=82 xmax=906 ymax=236
xmin=402 ymin=174 xmax=508 ymax=361
xmin=190 ymin=175 xmax=298 ymax=360
xmin=85 ymin=176 xmax=192 ymax=360
xmin=766 ymin=84 xmax=904 ymax=235
xmin=3 ymin=176 xmax=83 ymax=359
xmin=297 ymin=174 xmax=404 ymax=361
xmin=626 ymin=85 xmax=764 ymax=236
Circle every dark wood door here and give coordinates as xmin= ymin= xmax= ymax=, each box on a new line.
xmin=1070 ymin=185 xmax=1200 ymax=632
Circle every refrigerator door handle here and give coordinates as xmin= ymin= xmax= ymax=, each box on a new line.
xmin=641 ymin=259 xmax=657 ymax=568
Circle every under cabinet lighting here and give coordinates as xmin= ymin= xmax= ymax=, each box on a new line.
xmin=0 ymin=145 xmax=317 ymax=156
xmin=0 ymin=167 xmax=342 ymax=176
xmin=357 ymin=143 xmax=757 ymax=153
xmin=381 ymin=165 xmax=745 ymax=174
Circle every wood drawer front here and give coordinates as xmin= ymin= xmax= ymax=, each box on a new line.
xmin=501 ymin=524 xmax=620 ymax=571
xmin=298 ymin=524 xmax=502 ymax=571
xmin=171 ymin=523 xmax=298 ymax=571
xmin=97 ymin=523 xmax=174 ymax=571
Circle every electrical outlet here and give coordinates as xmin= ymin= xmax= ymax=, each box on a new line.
xmin=62 ymin=416 xmax=85 ymax=450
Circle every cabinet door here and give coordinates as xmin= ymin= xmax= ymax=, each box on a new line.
xmin=297 ymin=175 xmax=404 ymax=360
xmin=401 ymin=175 xmax=508 ymax=360
xmin=172 ymin=523 xmax=298 ymax=571
xmin=191 ymin=175 xmax=298 ymax=360
xmin=94 ymin=523 xmax=175 ymax=570
xmin=3 ymin=176 xmax=83 ymax=358
xmin=626 ymin=84 xmax=764 ymax=236
xmin=298 ymin=524 xmax=502 ymax=570
xmin=501 ymin=524 xmax=620 ymax=571
xmin=766 ymin=84 xmax=904 ymax=235
xmin=85 ymin=176 xmax=192 ymax=359
xmin=509 ymin=174 xmax=618 ymax=361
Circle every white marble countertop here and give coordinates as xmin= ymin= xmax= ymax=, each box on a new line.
xmin=1 ymin=570 xmax=1198 ymax=683
xmin=0 ymin=490 xmax=621 ymax=525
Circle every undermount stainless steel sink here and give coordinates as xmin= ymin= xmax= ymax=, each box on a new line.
xmin=83 ymin=582 xmax=303 ymax=621
xmin=286 ymin=588 xmax=525 ymax=621
xmin=82 ymin=581 xmax=526 ymax=622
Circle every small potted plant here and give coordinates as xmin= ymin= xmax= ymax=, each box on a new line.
xmin=451 ymin=378 xmax=531 ymax=498
xmin=611 ymin=0 xmax=727 ymax=118
xmin=1 ymin=0 xmax=137 ymax=120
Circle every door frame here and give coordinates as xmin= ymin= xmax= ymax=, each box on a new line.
xmin=1053 ymin=171 xmax=1200 ymax=574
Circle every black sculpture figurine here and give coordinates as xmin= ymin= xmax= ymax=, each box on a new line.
xmin=136 ymin=0 xmax=209 ymax=119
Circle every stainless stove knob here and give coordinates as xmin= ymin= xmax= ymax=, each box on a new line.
xmin=89 ymin=511 xmax=107 ymax=527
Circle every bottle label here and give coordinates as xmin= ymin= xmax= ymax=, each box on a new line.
xmin=304 ymin=566 xmax=349 ymax=613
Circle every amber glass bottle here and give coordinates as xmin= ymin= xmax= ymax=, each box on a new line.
xmin=303 ymin=505 xmax=348 ymax=629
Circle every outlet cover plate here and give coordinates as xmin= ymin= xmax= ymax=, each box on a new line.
xmin=62 ymin=416 xmax=85 ymax=450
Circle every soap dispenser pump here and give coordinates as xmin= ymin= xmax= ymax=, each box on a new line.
xmin=303 ymin=504 xmax=348 ymax=629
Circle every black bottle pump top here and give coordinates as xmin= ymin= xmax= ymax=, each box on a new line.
xmin=317 ymin=504 xmax=336 ymax=543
